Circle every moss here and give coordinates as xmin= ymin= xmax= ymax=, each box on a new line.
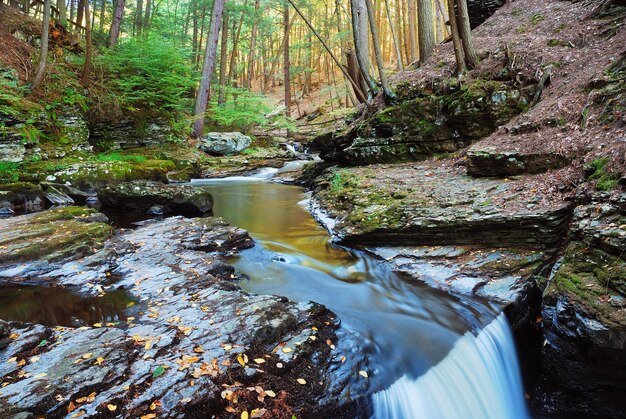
xmin=548 ymin=242 xmax=626 ymax=327
xmin=587 ymin=157 xmax=620 ymax=191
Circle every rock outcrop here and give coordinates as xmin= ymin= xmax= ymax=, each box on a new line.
xmin=537 ymin=193 xmax=626 ymax=418
xmin=0 ymin=182 xmax=45 ymax=213
xmin=98 ymin=180 xmax=214 ymax=215
xmin=0 ymin=214 xmax=363 ymax=418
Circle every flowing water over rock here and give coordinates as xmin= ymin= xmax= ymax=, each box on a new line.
xmin=189 ymin=175 xmax=530 ymax=417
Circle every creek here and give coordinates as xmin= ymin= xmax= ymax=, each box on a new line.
xmin=190 ymin=167 xmax=530 ymax=418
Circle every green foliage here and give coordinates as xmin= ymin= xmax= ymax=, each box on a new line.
xmin=530 ymin=13 xmax=544 ymax=25
xmin=96 ymin=153 xmax=148 ymax=163
xmin=97 ymin=35 xmax=196 ymax=118
xmin=0 ymin=162 xmax=21 ymax=182
xmin=208 ymin=87 xmax=272 ymax=131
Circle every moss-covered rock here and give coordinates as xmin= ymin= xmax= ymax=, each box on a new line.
xmin=0 ymin=206 xmax=113 ymax=265
xmin=0 ymin=182 xmax=44 ymax=211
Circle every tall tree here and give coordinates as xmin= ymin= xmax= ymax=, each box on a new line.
xmin=135 ymin=0 xmax=143 ymax=35
xmin=283 ymin=0 xmax=291 ymax=118
xmin=456 ymin=0 xmax=479 ymax=68
xmin=192 ymin=0 xmax=226 ymax=138
xmin=351 ymin=0 xmax=377 ymax=98
xmin=407 ymin=0 xmax=417 ymax=63
xmin=447 ymin=0 xmax=466 ymax=73
xmin=31 ymin=0 xmax=51 ymax=91
xmin=143 ymin=0 xmax=152 ymax=33
xmin=109 ymin=0 xmax=125 ymax=47
xmin=417 ymin=0 xmax=435 ymax=63
xmin=57 ymin=0 xmax=67 ymax=26
xmin=218 ymin=6 xmax=229 ymax=104
xmin=82 ymin=0 xmax=92 ymax=83
xmin=364 ymin=0 xmax=394 ymax=100
xmin=246 ymin=0 xmax=261 ymax=89
xmin=384 ymin=0 xmax=403 ymax=70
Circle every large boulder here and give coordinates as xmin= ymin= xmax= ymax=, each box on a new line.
xmin=89 ymin=120 xmax=178 ymax=150
xmin=198 ymin=132 xmax=252 ymax=156
xmin=98 ymin=180 xmax=213 ymax=215
xmin=0 ymin=182 xmax=45 ymax=212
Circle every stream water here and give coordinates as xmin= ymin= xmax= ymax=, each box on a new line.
xmin=190 ymin=168 xmax=530 ymax=419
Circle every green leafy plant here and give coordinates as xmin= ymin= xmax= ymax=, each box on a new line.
xmin=96 ymin=152 xmax=148 ymax=163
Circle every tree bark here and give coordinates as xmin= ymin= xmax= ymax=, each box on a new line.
xmin=417 ymin=0 xmax=435 ymax=63
xmin=447 ymin=0 xmax=466 ymax=73
xmin=246 ymin=0 xmax=260 ymax=89
xmin=364 ymin=0 xmax=394 ymax=101
xmin=384 ymin=0 xmax=403 ymax=70
xmin=82 ymin=0 xmax=92 ymax=84
xmin=283 ymin=1 xmax=291 ymax=118
xmin=350 ymin=0 xmax=377 ymax=98
xmin=135 ymin=0 xmax=143 ymax=35
xmin=143 ymin=0 xmax=151 ymax=33
xmin=456 ymin=0 xmax=479 ymax=68
xmin=57 ymin=0 xmax=67 ymax=26
xmin=32 ymin=0 xmax=51 ymax=90
xmin=99 ymin=0 xmax=105 ymax=32
xmin=77 ymin=0 xmax=85 ymax=28
xmin=217 ymin=6 xmax=229 ymax=104
xmin=227 ymin=0 xmax=247 ymax=85
xmin=109 ymin=0 xmax=125 ymax=47
xmin=192 ymin=0 xmax=226 ymax=138
xmin=407 ymin=0 xmax=417 ymax=62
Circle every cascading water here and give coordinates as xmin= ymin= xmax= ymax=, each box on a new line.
xmin=372 ymin=313 xmax=529 ymax=419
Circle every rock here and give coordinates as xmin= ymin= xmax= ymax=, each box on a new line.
xmin=98 ymin=180 xmax=213 ymax=215
xmin=0 ymin=182 xmax=45 ymax=212
xmin=147 ymin=205 xmax=170 ymax=216
xmin=90 ymin=120 xmax=178 ymax=149
xmin=0 ymin=320 xmax=9 ymax=338
xmin=165 ymin=169 xmax=192 ymax=183
xmin=0 ymin=206 xmax=15 ymax=217
xmin=0 ymin=216 xmax=362 ymax=418
xmin=56 ymin=113 xmax=92 ymax=153
xmin=40 ymin=182 xmax=93 ymax=205
xmin=536 ymin=196 xmax=626 ymax=418
xmin=313 ymin=162 xmax=572 ymax=249
xmin=42 ymin=185 xmax=75 ymax=206
xmin=323 ymin=80 xmax=533 ymax=165
xmin=198 ymin=132 xmax=252 ymax=156
xmin=466 ymin=146 xmax=569 ymax=177
xmin=0 ymin=141 xmax=26 ymax=163
xmin=0 ymin=207 xmax=113 ymax=267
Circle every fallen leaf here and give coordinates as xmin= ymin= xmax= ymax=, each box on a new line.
xmin=251 ymin=408 xmax=267 ymax=418
xmin=107 ymin=404 xmax=117 ymax=412
xmin=253 ymin=358 xmax=265 ymax=364
xmin=225 ymin=406 xmax=237 ymax=413
xmin=140 ymin=414 xmax=157 ymax=419
xmin=82 ymin=353 xmax=93 ymax=360
xmin=359 ymin=370 xmax=369 ymax=378
xmin=282 ymin=347 xmax=292 ymax=353
xmin=30 ymin=356 xmax=40 ymax=363
xmin=95 ymin=357 xmax=105 ymax=366
xmin=152 ymin=366 xmax=166 ymax=378
xmin=33 ymin=372 xmax=48 ymax=379
xmin=7 ymin=357 xmax=16 ymax=364
xmin=193 ymin=347 xmax=205 ymax=353
xmin=70 ymin=411 xmax=85 ymax=418
xmin=67 ymin=401 xmax=77 ymax=413
xmin=241 ymin=411 xmax=249 ymax=419
xmin=265 ymin=390 xmax=276 ymax=398
xmin=297 ymin=378 xmax=306 ymax=385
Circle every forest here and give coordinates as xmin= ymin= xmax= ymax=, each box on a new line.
xmin=0 ymin=0 xmax=625 ymax=418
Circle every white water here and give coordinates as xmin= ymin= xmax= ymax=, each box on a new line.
xmin=372 ymin=313 xmax=529 ymax=419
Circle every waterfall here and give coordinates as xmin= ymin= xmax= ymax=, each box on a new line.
xmin=372 ymin=313 xmax=528 ymax=419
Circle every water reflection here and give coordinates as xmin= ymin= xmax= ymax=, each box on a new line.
xmin=190 ymin=179 xmax=499 ymax=389
xmin=0 ymin=285 xmax=134 ymax=327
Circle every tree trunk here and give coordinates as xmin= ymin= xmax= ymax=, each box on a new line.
xmin=99 ymin=0 xmax=105 ymax=32
xmin=82 ymin=0 xmax=92 ymax=84
xmin=263 ymin=13 xmax=294 ymax=92
xmin=407 ymin=0 xmax=417 ymax=62
xmin=350 ymin=0 xmax=377 ymax=98
xmin=192 ymin=0 xmax=226 ymax=138
xmin=447 ymin=0 xmax=466 ymax=73
xmin=364 ymin=0 xmax=394 ymax=101
xmin=69 ymin=0 xmax=75 ymax=26
xmin=246 ymin=0 xmax=260 ymax=89
xmin=135 ymin=0 xmax=143 ymax=35
xmin=77 ymin=0 xmax=85 ymax=27
xmin=456 ymin=0 xmax=479 ymax=68
xmin=109 ymin=0 xmax=125 ymax=47
xmin=283 ymin=1 xmax=291 ymax=119
xmin=417 ymin=0 xmax=435 ymax=63
xmin=143 ymin=0 xmax=151 ymax=33
xmin=384 ymin=0 xmax=403 ymax=70
xmin=191 ymin=0 xmax=199 ymax=68
xmin=228 ymin=0 xmax=248 ymax=85
xmin=32 ymin=0 xmax=51 ymax=90
xmin=217 ymin=6 xmax=229 ymax=104
xmin=57 ymin=0 xmax=67 ymax=26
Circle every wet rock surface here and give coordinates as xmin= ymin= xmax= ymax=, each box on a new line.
xmin=0 ymin=214 xmax=364 ymax=418
xmin=466 ymin=145 xmax=570 ymax=177
xmin=313 ymin=162 xmax=573 ymax=249
xmin=98 ymin=180 xmax=214 ymax=215
xmin=536 ymin=193 xmax=626 ymax=418
xmin=0 ymin=182 xmax=45 ymax=213
xmin=198 ymin=132 xmax=252 ymax=156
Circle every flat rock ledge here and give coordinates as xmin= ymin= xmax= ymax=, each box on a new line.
xmin=313 ymin=162 xmax=573 ymax=249
xmin=0 ymin=213 xmax=365 ymax=418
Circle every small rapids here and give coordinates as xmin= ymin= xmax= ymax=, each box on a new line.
xmin=372 ymin=313 xmax=528 ymax=419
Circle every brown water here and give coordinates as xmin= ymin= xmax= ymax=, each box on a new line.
xmin=0 ymin=284 xmax=134 ymax=327
xmin=190 ymin=177 xmax=499 ymax=388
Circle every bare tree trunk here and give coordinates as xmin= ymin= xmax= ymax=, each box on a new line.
xmin=407 ymin=0 xmax=417 ymax=62
xmin=283 ymin=1 xmax=291 ymax=119
xmin=384 ymin=0 xmax=403 ymax=70
xmin=82 ymin=0 xmax=92 ymax=84
xmin=456 ymin=0 xmax=479 ymax=68
xmin=57 ymin=0 xmax=67 ymax=26
xmin=109 ymin=0 xmax=125 ymax=47
xmin=246 ymin=0 xmax=260 ymax=89
xmin=228 ymin=0 xmax=247 ymax=86
xmin=351 ymin=0 xmax=377 ymax=98
xmin=143 ymin=0 xmax=151 ymax=33
xmin=417 ymin=0 xmax=435 ymax=63
xmin=99 ymin=0 xmax=105 ymax=32
xmin=364 ymin=0 xmax=394 ymax=101
xmin=218 ymin=6 xmax=229 ymax=104
xmin=77 ymin=0 xmax=85 ymax=28
xmin=263 ymin=13 xmax=295 ymax=92
xmin=192 ymin=0 xmax=226 ymax=138
xmin=191 ymin=0 xmax=199 ymax=67
xmin=135 ymin=0 xmax=143 ymax=35
xmin=447 ymin=0 xmax=466 ymax=73
xmin=32 ymin=0 xmax=51 ymax=90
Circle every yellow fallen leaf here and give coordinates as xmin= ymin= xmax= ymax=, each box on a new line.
xmin=251 ymin=408 xmax=267 ymax=418
xmin=297 ymin=378 xmax=306 ymax=385
xmin=193 ymin=347 xmax=205 ymax=353
xmin=225 ymin=406 xmax=237 ymax=413
xmin=107 ymin=404 xmax=117 ymax=412
xmin=144 ymin=340 xmax=152 ymax=350
xmin=30 ymin=356 xmax=40 ymax=363
xmin=17 ymin=359 xmax=26 ymax=367
xmin=93 ymin=323 xmax=102 ymax=328
xmin=282 ymin=347 xmax=292 ymax=353
xmin=140 ymin=414 xmax=157 ymax=419
xmin=241 ymin=411 xmax=249 ymax=419
xmin=82 ymin=353 xmax=93 ymax=360
xmin=253 ymin=358 xmax=265 ymax=364
xmin=7 ymin=357 xmax=16 ymax=364
xmin=265 ymin=390 xmax=276 ymax=398
xmin=33 ymin=372 xmax=47 ymax=379
xmin=71 ymin=411 xmax=85 ymax=418
xmin=359 ymin=370 xmax=369 ymax=378
xmin=95 ymin=357 xmax=105 ymax=365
